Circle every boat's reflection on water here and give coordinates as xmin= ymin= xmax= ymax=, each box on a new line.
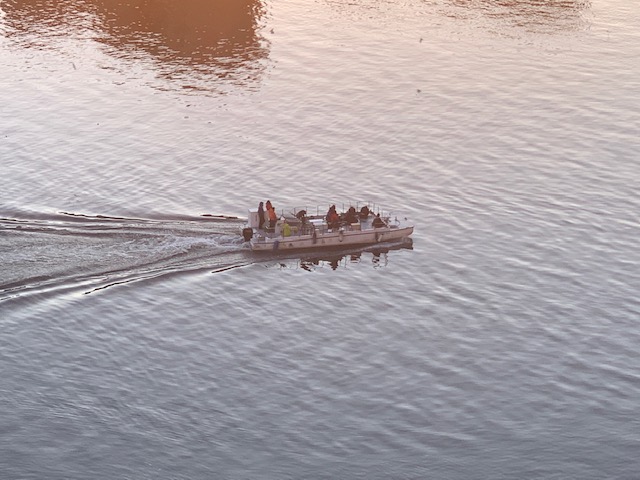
xmin=274 ymin=238 xmax=413 ymax=272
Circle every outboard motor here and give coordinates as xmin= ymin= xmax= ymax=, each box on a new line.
xmin=242 ymin=227 xmax=253 ymax=242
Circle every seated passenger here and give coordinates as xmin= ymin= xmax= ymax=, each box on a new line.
xmin=360 ymin=205 xmax=370 ymax=219
xmin=295 ymin=209 xmax=307 ymax=222
xmin=372 ymin=213 xmax=386 ymax=228
xmin=344 ymin=206 xmax=358 ymax=225
xmin=326 ymin=204 xmax=340 ymax=229
xmin=282 ymin=221 xmax=292 ymax=237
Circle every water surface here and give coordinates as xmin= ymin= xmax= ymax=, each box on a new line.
xmin=1 ymin=0 xmax=639 ymax=477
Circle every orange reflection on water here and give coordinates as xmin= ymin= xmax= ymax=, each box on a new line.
xmin=2 ymin=0 xmax=268 ymax=92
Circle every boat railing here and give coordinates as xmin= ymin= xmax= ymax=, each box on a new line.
xmin=252 ymin=203 xmax=405 ymax=238
xmin=288 ymin=201 xmax=385 ymax=218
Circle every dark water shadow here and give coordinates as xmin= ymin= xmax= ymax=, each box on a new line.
xmin=1 ymin=0 xmax=269 ymax=93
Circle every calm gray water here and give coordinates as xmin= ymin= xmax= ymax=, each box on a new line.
xmin=1 ymin=0 xmax=639 ymax=478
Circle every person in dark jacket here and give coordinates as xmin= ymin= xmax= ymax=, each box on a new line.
xmin=344 ymin=206 xmax=358 ymax=225
xmin=257 ymin=201 xmax=265 ymax=229
xmin=326 ymin=204 xmax=340 ymax=229
xmin=372 ymin=213 xmax=386 ymax=228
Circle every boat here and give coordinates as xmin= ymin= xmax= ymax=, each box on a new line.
xmin=241 ymin=202 xmax=414 ymax=252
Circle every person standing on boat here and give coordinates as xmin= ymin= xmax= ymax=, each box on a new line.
xmin=266 ymin=200 xmax=277 ymax=229
xmin=257 ymin=201 xmax=265 ymax=230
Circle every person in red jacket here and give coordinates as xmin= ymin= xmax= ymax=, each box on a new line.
xmin=265 ymin=200 xmax=277 ymax=229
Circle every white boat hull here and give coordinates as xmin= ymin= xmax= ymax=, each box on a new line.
xmin=250 ymin=225 xmax=413 ymax=252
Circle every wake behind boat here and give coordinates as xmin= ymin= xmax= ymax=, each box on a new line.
xmin=242 ymin=202 xmax=414 ymax=252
